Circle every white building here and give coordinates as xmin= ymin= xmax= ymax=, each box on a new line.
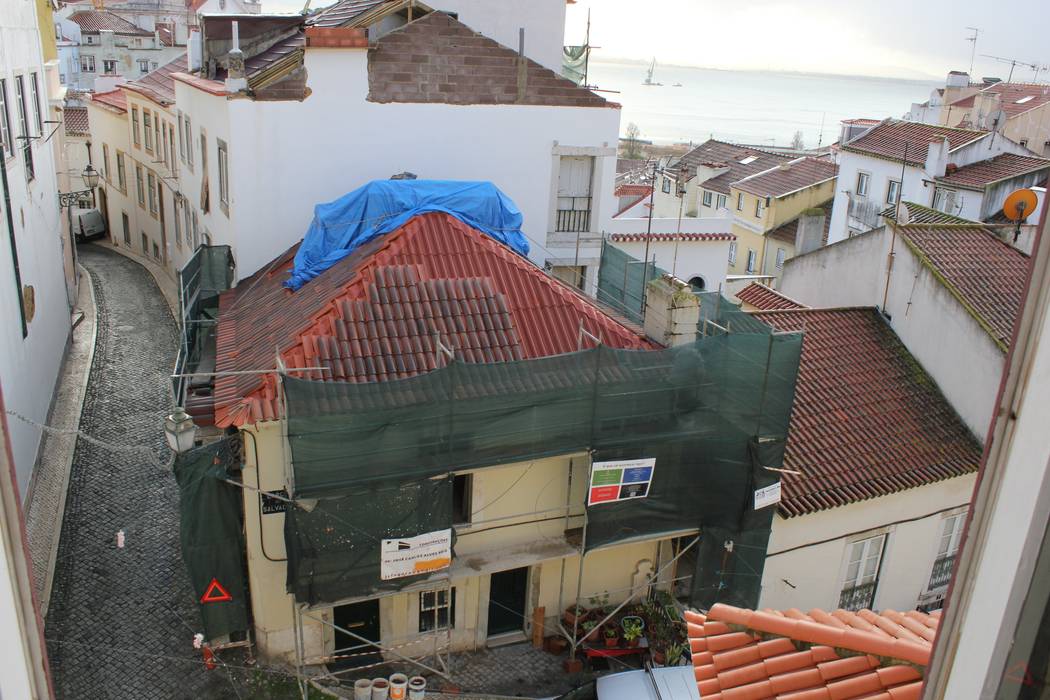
xmin=1 ymin=0 xmax=74 ymax=501
xmin=172 ymin=2 xmax=621 ymax=292
xmin=829 ymin=118 xmax=1034 ymax=243
xmin=604 ymin=225 xmax=733 ymax=295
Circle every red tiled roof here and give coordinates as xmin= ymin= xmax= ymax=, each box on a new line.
xmin=306 ymin=0 xmax=421 ymax=28
xmin=981 ymin=82 xmax=1050 ymax=117
xmin=68 ymin=10 xmax=152 ymax=35
xmin=608 ymin=232 xmax=734 ymax=242
xmin=767 ymin=201 xmax=832 ymax=246
xmin=733 ymin=157 xmax=838 ymax=199
xmin=688 ymin=604 xmax=937 ymax=700
xmin=948 ymin=93 xmax=977 ymax=109
xmin=735 ymin=283 xmax=805 ymax=311
xmin=214 ymin=212 xmax=656 ymax=427
xmin=64 ymin=107 xmax=89 ymax=136
xmin=157 ymin=25 xmax=175 ymax=46
xmin=841 ymin=119 xmax=987 ymax=166
xmin=897 ymin=225 xmax=1029 ymax=350
xmin=614 ymin=194 xmax=649 ymax=217
xmin=751 ymin=308 xmax=981 ymax=517
xmin=124 ymin=55 xmax=188 ymax=105
xmin=89 ymin=89 xmax=128 ymax=113
xmin=879 ymin=201 xmax=973 ymax=225
xmin=675 ymin=140 xmax=791 ymax=195
xmin=936 ymin=153 xmax=1050 ymax=190
xmin=614 ymin=184 xmax=652 ymax=197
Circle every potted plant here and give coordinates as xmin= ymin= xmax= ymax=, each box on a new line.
xmin=603 ymin=624 xmax=620 ymax=648
xmin=581 ymin=620 xmax=599 ymax=643
xmin=546 ymin=635 xmax=569 ymax=655
xmin=563 ymin=657 xmax=583 ymax=674
xmin=622 ymin=617 xmax=644 ymax=648
xmin=665 ymin=641 xmax=687 ymax=666
xmin=563 ymin=604 xmax=587 ymax=628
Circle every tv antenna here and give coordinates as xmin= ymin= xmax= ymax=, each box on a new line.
xmin=966 ymin=27 xmax=980 ymax=75
xmin=981 ymin=54 xmax=1040 ymax=83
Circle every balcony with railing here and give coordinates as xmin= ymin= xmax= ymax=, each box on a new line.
xmin=839 ymin=581 xmax=877 ymax=611
xmin=927 ymin=553 xmax=956 ymax=591
xmin=556 ymin=197 xmax=592 ymax=233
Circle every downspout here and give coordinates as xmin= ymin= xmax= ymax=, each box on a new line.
xmin=1 ymin=157 xmax=28 ymax=338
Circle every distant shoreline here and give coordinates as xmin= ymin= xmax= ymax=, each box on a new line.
xmin=591 ymin=58 xmax=945 ymax=85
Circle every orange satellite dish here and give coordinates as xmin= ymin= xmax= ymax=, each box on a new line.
xmin=1003 ymin=188 xmax=1038 ymax=222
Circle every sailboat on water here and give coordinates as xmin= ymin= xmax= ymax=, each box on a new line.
xmin=643 ymin=57 xmax=663 ymax=86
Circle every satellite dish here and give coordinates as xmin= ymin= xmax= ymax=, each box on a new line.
xmin=1003 ymin=188 xmax=1038 ymax=222
xmin=897 ymin=202 xmax=911 ymax=225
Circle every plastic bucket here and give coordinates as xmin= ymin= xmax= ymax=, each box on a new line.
xmin=371 ymin=677 xmax=389 ymax=700
xmin=408 ymin=676 xmax=426 ymax=699
xmin=389 ymin=673 xmax=408 ymax=700
xmin=354 ymin=679 xmax=373 ymax=700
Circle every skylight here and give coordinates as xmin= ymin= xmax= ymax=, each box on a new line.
xmin=1016 ymin=95 xmax=1035 ymax=104
xmin=739 ymin=155 xmax=759 ymax=165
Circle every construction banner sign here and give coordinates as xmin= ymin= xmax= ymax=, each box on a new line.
xmin=380 ymin=529 xmax=452 ymax=580
xmin=588 ymin=458 xmax=655 ymax=506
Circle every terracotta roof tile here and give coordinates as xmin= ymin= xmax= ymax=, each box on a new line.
xmin=935 ymin=153 xmax=1050 ymax=190
xmin=750 ymin=308 xmax=982 ymax=516
xmin=736 ymin=283 xmax=806 ymax=311
xmin=68 ymin=10 xmax=152 ymax=35
xmin=124 ymin=55 xmax=188 ymax=105
xmin=980 ymin=82 xmax=1050 ymax=117
xmin=213 ymin=212 xmax=655 ymax=427
xmin=608 ymin=232 xmax=734 ymax=242
xmin=879 ymin=201 xmax=973 ymax=225
xmin=614 ymin=184 xmax=652 ymax=197
xmin=733 ymin=157 xmax=838 ymax=199
xmin=688 ymin=605 xmax=936 ymax=700
xmin=675 ymin=140 xmax=792 ymax=195
xmin=842 ymin=119 xmax=987 ymax=166
xmin=897 ymin=224 xmax=1029 ymax=350
xmin=306 ymin=0 xmax=398 ymax=28
xmin=89 ymin=89 xmax=128 ymax=113
xmin=64 ymin=106 xmax=89 ymax=135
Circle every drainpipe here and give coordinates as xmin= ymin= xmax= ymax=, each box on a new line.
xmin=1 ymin=158 xmax=28 ymax=337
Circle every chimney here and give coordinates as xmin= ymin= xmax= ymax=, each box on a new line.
xmin=187 ymin=27 xmax=202 ymax=71
xmin=924 ymin=136 xmax=949 ymax=178
xmin=516 ymin=28 xmax=527 ymax=102
xmin=946 ymin=71 xmax=970 ymax=88
xmin=794 ymin=208 xmax=826 ymax=256
xmin=224 ymin=21 xmax=248 ymax=93
xmin=643 ymin=274 xmax=700 ymax=347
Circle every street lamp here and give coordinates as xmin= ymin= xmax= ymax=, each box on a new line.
xmin=164 ymin=407 xmax=198 ymax=453
xmin=81 ymin=164 xmax=100 ymax=189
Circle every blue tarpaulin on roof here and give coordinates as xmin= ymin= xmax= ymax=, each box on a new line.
xmin=284 ymin=180 xmax=529 ymax=290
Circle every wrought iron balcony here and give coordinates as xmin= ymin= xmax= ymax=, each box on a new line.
xmin=556 ymin=197 xmax=592 ymax=233
xmin=927 ymin=553 xmax=956 ymax=591
xmin=839 ymin=581 xmax=877 ymax=611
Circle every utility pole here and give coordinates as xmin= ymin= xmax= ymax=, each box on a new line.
xmin=966 ymin=27 xmax=980 ymax=76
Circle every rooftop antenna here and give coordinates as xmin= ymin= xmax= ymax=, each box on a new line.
xmin=966 ymin=27 xmax=980 ymax=75
xmin=981 ymin=54 xmax=1040 ymax=83
xmin=817 ymin=112 xmax=826 ymax=148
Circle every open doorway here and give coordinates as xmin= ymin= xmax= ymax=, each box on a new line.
xmin=487 ymin=567 xmax=529 ymax=637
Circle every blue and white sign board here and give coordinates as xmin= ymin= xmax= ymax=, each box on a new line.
xmin=588 ymin=458 xmax=656 ymax=506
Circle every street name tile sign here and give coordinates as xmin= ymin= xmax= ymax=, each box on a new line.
xmin=381 ymin=529 xmax=453 ymax=580
xmin=588 ymin=458 xmax=655 ymax=506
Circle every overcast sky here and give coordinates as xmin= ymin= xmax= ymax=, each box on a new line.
xmin=564 ymin=0 xmax=1050 ymax=80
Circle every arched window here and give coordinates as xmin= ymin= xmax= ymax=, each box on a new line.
xmin=688 ymin=276 xmax=706 ymax=293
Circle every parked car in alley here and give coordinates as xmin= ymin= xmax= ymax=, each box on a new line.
xmin=71 ymin=208 xmax=107 ymax=242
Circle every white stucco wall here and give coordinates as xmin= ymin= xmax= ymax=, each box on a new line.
xmin=178 ymin=47 xmax=621 ymax=281
xmin=760 ymin=475 xmax=976 ymax=613
xmin=432 ymin=0 xmax=567 ymax=73
xmin=605 ymin=217 xmax=733 ymax=293
xmin=0 ymin=2 xmax=72 ymax=499
xmin=780 ymin=228 xmax=1004 ymax=440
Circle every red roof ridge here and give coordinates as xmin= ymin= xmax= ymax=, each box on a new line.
xmin=736 ymin=283 xmax=807 ymax=311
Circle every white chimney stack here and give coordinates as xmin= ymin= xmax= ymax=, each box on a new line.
xmin=187 ymin=28 xmax=202 ymax=71
xmin=224 ymin=20 xmax=248 ymax=93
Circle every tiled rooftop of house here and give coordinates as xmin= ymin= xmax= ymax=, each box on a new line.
xmin=213 ymin=212 xmax=655 ymax=427
xmin=367 ymin=13 xmax=611 ymax=108
xmin=64 ymin=107 xmax=88 ymax=136
xmin=935 ymin=153 xmax=1050 ymax=190
xmin=735 ymin=283 xmax=806 ymax=311
xmin=688 ymin=604 xmax=937 ymax=700
xmin=879 ymin=201 xmax=974 ymax=225
xmin=751 ymin=307 xmax=982 ymax=517
xmin=767 ymin=201 xmax=833 ymax=245
xmin=614 ymin=184 xmax=653 ymax=198
xmin=608 ymin=232 xmax=735 ymax=242
xmin=306 ymin=0 xmax=418 ymax=28
xmin=674 ymin=140 xmax=791 ymax=195
xmin=67 ymin=10 xmax=152 ymax=35
xmin=124 ymin=55 xmax=188 ymax=106
xmin=89 ymin=89 xmax=128 ymax=113
xmin=732 ymin=157 xmax=838 ymax=199
xmin=841 ymin=119 xmax=987 ymax=166
xmin=980 ymin=82 xmax=1050 ymax=117
xmin=897 ymin=224 xmax=1029 ymax=350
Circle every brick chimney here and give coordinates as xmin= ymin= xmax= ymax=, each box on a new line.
xmin=924 ymin=136 xmax=950 ymax=178
xmin=643 ymin=274 xmax=700 ymax=347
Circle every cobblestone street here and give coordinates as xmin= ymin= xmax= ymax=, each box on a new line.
xmin=43 ymin=245 xmax=242 ymax=699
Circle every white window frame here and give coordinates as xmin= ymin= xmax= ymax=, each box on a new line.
xmin=736 ymin=192 xmax=744 ymax=210
xmin=147 ymin=171 xmax=157 ymax=215
xmin=728 ymin=240 xmax=737 ymax=265
xmin=702 ymin=190 xmax=713 ymax=207
xmin=856 ymin=171 xmax=871 ymax=197
xmin=143 ymin=109 xmax=153 ymax=152
xmin=81 ymin=55 xmax=95 ymax=72
xmin=14 ymin=76 xmax=34 ymax=181
xmin=775 ymin=247 xmax=786 ymax=269
xmin=716 ymin=194 xmax=727 ymax=210
xmin=418 ymin=588 xmax=455 ymax=632
xmin=103 ymin=59 xmax=117 ymax=74
xmin=745 ymin=249 xmax=757 ymax=273
xmin=116 ymin=151 xmax=127 ymax=192
xmin=135 ymin=164 xmax=145 ymax=206
xmin=29 ymin=73 xmax=42 ymax=134
xmin=840 ymin=533 xmax=886 ymax=609
xmin=662 ymin=177 xmax=671 ymax=194
xmin=886 ymin=179 xmax=901 ymax=205
xmin=217 ymin=138 xmax=229 ymax=211
xmin=755 ymin=199 xmax=765 ymax=218
xmin=138 ymin=59 xmax=150 ymax=74
xmin=131 ymin=107 xmax=140 ymax=146
xmin=0 ymin=78 xmax=13 ymax=158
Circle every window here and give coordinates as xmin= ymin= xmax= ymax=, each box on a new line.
xmin=131 ymin=107 xmax=140 ymax=145
xmin=122 ymin=212 xmax=130 ymax=244
xmin=928 ymin=513 xmax=965 ymax=591
xmin=151 ymin=61 xmax=158 ymax=71
xmin=81 ymin=55 xmax=95 ymax=72
xmin=141 ymin=232 xmax=148 ymax=252
xmin=177 ymin=112 xmax=185 ymax=161
xmin=191 ymin=209 xmax=199 ymax=248
xmin=1019 ymin=138 xmax=1029 ymax=149
xmin=185 ymin=116 xmax=193 ymax=166
xmin=840 ymin=534 xmax=885 ymax=611
xmin=85 ymin=35 xmax=93 ymax=44
xmin=419 ymin=588 xmax=455 ymax=632
xmin=662 ymin=177 xmax=671 ymax=194
xmin=14 ymin=77 xmax=34 ymax=180
xmin=886 ymin=179 xmax=901 ymax=205
xmin=147 ymin=172 xmax=157 ymax=214
xmin=716 ymin=194 xmax=727 ymax=209
xmin=154 ymin=116 xmax=160 ymax=158
xmin=101 ymin=143 xmax=110 ymax=181
xmin=217 ymin=139 xmax=229 ymax=211
xmin=452 ymin=474 xmax=472 ymax=525
xmin=728 ymin=240 xmax=737 ymax=264
xmin=184 ymin=205 xmax=192 ymax=249
xmin=152 ymin=242 xmax=160 ymax=259
xmin=59 ymin=74 xmax=65 ymax=85
xmin=199 ymin=131 xmax=210 ymax=212
xmin=934 ymin=188 xmax=958 ymax=214
xmin=138 ymin=59 xmax=149 ymax=74
xmin=143 ymin=110 xmax=153 ymax=151
xmin=135 ymin=164 xmax=145 ymax=206
xmin=0 ymin=79 xmax=13 ymax=158
xmin=116 ymin=151 xmax=127 ymax=192
xmin=856 ymin=171 xmax=870 ymax=197
xmin=755 ymin=198 xmax=765 ymax=218
xmin=103 ymin=59 xmax=117 ymax=74
xmin=29 ymin=73 xmax=42 ymax=134
xmin=775 ymin=248 xmax=786 ymax=269
xmin=736 ymin=192 xmax=743 ymax=210
xmin=702 ymin=190 xmax=713 ymax=207
xmin=745 ymin=249 xmax=757 ymax=273
xmin=173 ymin=199 xmax=181 ymax=247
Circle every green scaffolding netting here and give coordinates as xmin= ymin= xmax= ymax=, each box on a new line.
xmin=282 ymin=292 xmax=802 ymax=610
xmin=595 ymin=241 xmax=666 ymax=324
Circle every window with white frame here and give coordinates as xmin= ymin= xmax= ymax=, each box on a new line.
xmin=662 ymin=177 xmax=671 ymax=194
xmin=928 ymin=513 xmax=965 ymax=591
xmin=886 ymin=179 xmax=901 ymax=205
xmin=14 ymin=76 xmax=34 ymax=180
xmin=136 ymin=164 xmax=145 ymax=206
xmin=856 ymin=171 xmax=870 ymax=197
xmin=218 ymin=139 xmax=229 ymax=211
xmin=103 ymin=59 xmax=117 ymax=74
xmin=184 ymin=204 xmax=191 ymax=249
xmin=177 ymin=112 xmax=185 ymax=161
xmin=0 ymin=79 xmax=13 ymax=158
xmin=147 ymin=172 xmax=157 ymax=215
xmin=173 ymin=199 xmax=181 ymax=247
xmin=191 ymin=209 xmax=199 ymax=248
xmin=728 ymin=240 xmax=737 ymax=264
xmin=745 ymin=249 xmax=756 ymax=273
xmin=702 ymin=190 xmax=713 ymax=207
xmin=131 ymin=107 xmax=140 ymax=146
xmin=736 ymin=192 xmax=744 ymax=210
xmin=143 ymin=110 xmax=153 ymax=151
xmin=419 ymin=588 xmax=455 ymax=632
xmin=775 ymin=247 xmax=786 ymax=269
xmin=81 ymin=55 xmax=95 ymax=72
xmin=138 ymin=59 xmax=149 ymax=74
xmin=716 ymin=194 xmax=727 ymax=209
xmin=755 ymin=198 xmax=765 ymax=218
xmin=185 ymin=116 xmax=193 ymax=166
xmin=101 ymin=143 xmax=110 ymax=181
xmin=29 ymin=73 xmax=42 ymax=134
xmin=840 ymin=534 xmax=885 ymax=611
xmin=116 ymin=151 xmax=127 ymax=192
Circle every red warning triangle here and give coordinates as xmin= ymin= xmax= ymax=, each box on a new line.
xmin=200 ymin=578 xmax=233 ymax=604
